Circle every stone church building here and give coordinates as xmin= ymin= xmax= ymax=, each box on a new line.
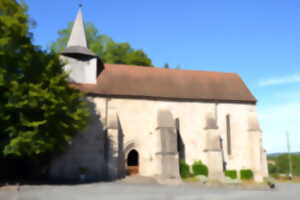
xmin=49 ymin=9 xmax=268 ymax=182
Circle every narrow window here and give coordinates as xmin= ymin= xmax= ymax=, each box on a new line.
xmin=176 ymin=118 xmax=185 ymax=162
xmin=226 ymin=115 xmax=232 ymax=155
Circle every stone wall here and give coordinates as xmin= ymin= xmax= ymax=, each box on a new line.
xmin=49 ymin=99 xmax=106 ymax=181
xmin=62 ymin=55 xmax=98 ymax=84
xmin=49 ymin=96 xmax=268 ymax=182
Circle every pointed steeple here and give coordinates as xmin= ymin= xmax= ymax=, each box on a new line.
xmin=67 ymin=7 xmax=87 ymax=48
xmin=61 ymin=6 xmax=99 ymax=84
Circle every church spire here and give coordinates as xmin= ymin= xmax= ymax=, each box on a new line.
xmin=61 ymin=6 xmax=99 ymax=84
xmin=67 ymin=7 xmax=87 ymax=48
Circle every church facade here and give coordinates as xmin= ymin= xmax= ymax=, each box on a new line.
xmin=49 ymin=9 xmax=268 ymax=182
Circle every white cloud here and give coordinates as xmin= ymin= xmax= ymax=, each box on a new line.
xmin=258 ymin=73 xmax=300 ymax=87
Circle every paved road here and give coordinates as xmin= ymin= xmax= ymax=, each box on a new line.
xmin=0 ymin=182 xmax=299 ymax=200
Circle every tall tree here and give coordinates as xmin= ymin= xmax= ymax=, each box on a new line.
xmin=0 ymin=0 xmax=89 ymax=158
xmin=176 ymin=64 xmax=181 ymax=69
xmin=163 ymin=63 xmax=170 ymax=69
xmin=51 ymin=22 xmax=152 ymax=66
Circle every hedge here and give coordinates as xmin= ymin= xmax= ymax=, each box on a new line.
xmin=192 ymin=160 xmax=208 ymax=177
xmin=179 ymin=161 xmax=191 ymax=178
xmin=240 ymin=169 xmax=254 ymax=180
xmin=225 ymin=170 xmax=237 ymax=179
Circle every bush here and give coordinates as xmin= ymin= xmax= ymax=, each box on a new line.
xmin=225 ymin=170 xmax=237 ymax=179
xmin=192 ymin=160 xmax=208 ymax=177
xmin=179 ymin=161 xmax=191 ymax=178
xmin=79 ymin=167 xmax=88 ymax=174
xmin=240 ymin=169 xmax=254 ymax=180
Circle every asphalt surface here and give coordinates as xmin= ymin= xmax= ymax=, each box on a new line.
xmin=0 ymin=181 xmax=299 ymax=200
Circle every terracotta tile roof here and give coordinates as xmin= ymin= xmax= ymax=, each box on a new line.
xmin=72 ymin=64 xmax=257 ymax=104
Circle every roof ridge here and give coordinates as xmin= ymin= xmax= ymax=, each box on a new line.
xmin=104 ymin=63 xmax=238 ymax=75
xmin=73 ymin=63 xmax=256 ymax=104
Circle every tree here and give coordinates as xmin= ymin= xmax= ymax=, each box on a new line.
xmin=0 ymin=0 xmax=89 ymax=158
xmin=176 ymin=64 xmax=181 ymax=69
xmin=275 ymin=154 xmax=300 ymax=176
xmin=163 ymin=63 xmax=169 ymax=69
xmin=51 ymin=22 xmax=152 ymax=66
xmin=268 ymin=163 xmax=278 ymax=174
xmin=268 ymin=154 xmax=300 ymax=177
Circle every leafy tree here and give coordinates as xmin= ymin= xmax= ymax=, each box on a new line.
xmin=163 ymin=63 xmax=169 ymax=69
xmin=268 ymin=163 xmax=279 ymax=174
xmin=0 ymin=0 xmax=89 ymax=158
xmin=274 ymin=154 xmax=300 ymax=176
xmin=51 ymin=22 xmax=152 ymax=66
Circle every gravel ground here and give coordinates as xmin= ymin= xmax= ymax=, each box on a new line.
xmin=0 ymin=179 xmax=299 ymax=200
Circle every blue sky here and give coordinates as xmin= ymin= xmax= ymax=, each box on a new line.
xmin=23 ymin=0 xmax=300 ymax=153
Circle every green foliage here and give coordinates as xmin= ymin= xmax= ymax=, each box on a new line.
xmin=268 ymin=163 xmax=279 ymax=174
xmin=268 ymin=162 xmax=280 ymax=178
xmin=179 ymin=161 xmax=191 ymax=178
xmin=50 ymin=22 xmax=152 ymax=66
xmin=225 ymin=170 xmax=237 ymax=179
xmin=267 ymin=154 xmax=300 ymax=177
xmin=192 ymin=160 xmax=209 ymax=177
xmin=79 ymin=167 xmax=88 ymax=174
xmin=240 ymin=169 xmax=254 ymax=180
xmin=0 ymin=0 xmax=89 ymax=158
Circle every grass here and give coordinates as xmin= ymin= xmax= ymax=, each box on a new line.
xmin=182 ymin=176 xmax=199 ymax=183
xmin=274 ymin=176 xmax=300 ymax=183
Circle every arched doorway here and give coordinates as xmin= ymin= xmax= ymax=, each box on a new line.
xmin=127 ymin=149 xmax=139 ymax=175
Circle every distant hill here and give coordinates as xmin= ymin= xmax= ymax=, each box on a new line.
xmin=267 ymin=153 xmax=300 ymax=177
xmin=268 ymin=152 xmax=300 ymax=157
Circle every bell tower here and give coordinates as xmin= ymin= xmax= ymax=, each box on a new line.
xmin=61 ymin=7 xmax=99 ymax=84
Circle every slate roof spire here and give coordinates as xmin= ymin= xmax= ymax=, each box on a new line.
xmin=67 ymin=7 xmax=87 ymax=48
xmin=62 ymin=6 xmax=95 ymax=56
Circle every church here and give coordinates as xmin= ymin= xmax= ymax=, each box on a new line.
xmin=49 ymin=8 xmax=268 ymax=182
